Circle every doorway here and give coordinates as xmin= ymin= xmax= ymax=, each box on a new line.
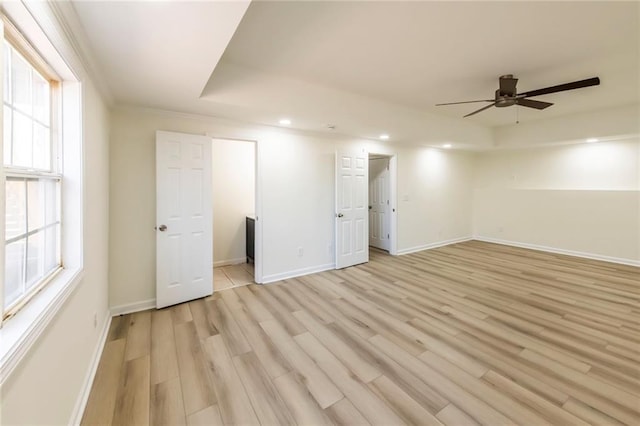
xmin=211 ymin=138 xmax=258 ymax=291
xmin=335 ymin=149 xmax=398 ymax=270
xmin=369 ymin=155 xmax=392 ymax=253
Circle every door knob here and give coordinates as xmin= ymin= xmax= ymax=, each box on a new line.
xmin=157 ymin=224 xmax=167 ymax=232
xmin=337 ymin=213 xmax=344 ymax=218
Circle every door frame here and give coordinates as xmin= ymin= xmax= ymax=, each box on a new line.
xmin=369 ymin=152 xmax=398 ymax=256
xmin=207 ymin=134 xmax=263 ymax=284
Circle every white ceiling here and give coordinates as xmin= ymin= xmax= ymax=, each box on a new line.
xmin=71 ymin=0 xmax=251 ymax=106
xmin=71 ymin=1 xmax=639 ymax=146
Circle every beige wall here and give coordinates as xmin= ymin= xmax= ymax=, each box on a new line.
xmin=473 ymin=139 xmax=640 ymax=263
xmin=474 ymin=140 xmax=639 ymax=190
xmin=493 ymin=104 xmax=639 ymax=148
xmin=2 ymin=81 xmax=111 ymax=424
xmin=109 ymin=107 xmax=475 ymax=308
xmin=212 ymin=138 xmax=255 ymax=265
xmin=397 ymin=147 xmax=474 ymax=252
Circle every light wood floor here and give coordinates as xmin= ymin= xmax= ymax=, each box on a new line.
xmin=82 ymin=241 xmax=640 ymax=425
xmin=214 ymin=263 xmax=254 ymax=291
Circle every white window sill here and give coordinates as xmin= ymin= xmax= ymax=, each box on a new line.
xmin=0 ymin=267 xmax=84 ymax=385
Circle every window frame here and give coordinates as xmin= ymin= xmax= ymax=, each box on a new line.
xmin=0 ymin=1 xmax=85 ymax=387
xmin=2 ymin=19 xmax=63 ymax=322
xmin=3 ymin=174 xmax=63 ymax=318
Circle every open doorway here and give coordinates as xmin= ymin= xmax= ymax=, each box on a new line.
xmin=211 ymin=138 xmax=257 ymax=291
xmin=369 ymin=153 xmax=396 ymax=254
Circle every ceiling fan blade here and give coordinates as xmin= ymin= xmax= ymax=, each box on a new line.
xmin=520 ymin=77 xmax=600 ymax=98
xmin=499 ymin=76 xmax=518 ymax=96
xmin=464 ymin=103 xmax=496 ymax=117
xmin=436 ymin=99 xmax=494 ymax=106
xmin=516 ymin=98 xmax=553 ymax=110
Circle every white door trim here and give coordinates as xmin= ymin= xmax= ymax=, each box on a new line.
xmin=368 ymin=157 xmax=391 ymax=251
xmin=369 ymin=153 xmax=398 ymax=256
xmin=254 ymin=139 xmax=263 ymax=283
xmin=389 ymin=154 xmax=398 ymax=256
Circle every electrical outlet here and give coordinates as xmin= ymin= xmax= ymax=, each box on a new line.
xmin=93 ymin=312 xmax=98 ymax=328
xmin=498 ymin=226 xmax=504 ymax=233
xmin=297 ymin=247 xmax=304 ymax=257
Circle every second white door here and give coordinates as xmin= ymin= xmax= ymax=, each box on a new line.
xmin=335 ymin=148 xmax=369 ymax=269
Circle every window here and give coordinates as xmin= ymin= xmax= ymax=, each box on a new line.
xmin=3 ymin=29 xmax=61 ymax=318
xmin=0 ymin=4 xmax=84 ymax=384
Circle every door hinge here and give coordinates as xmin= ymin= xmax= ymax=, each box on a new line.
xmin=387 ymin=233 xmax=390 ymax=239
xmin=387 ymin=200 xmax=389 ymax=205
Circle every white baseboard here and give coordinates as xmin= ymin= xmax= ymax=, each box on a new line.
xmin=69 ymin=311 xmax=112 ymax=425
xmin=261 ymin=263 xmax=336 ymax=284
xmin=397 ymin=236 xmax=472 ymax=256
xmin=110 ymin=298 xmax=156 ymax=316
xmin=213 ymin=257 xmax=247 ymax=268
xmin=473 ymin=236 xmax=640 ymax=267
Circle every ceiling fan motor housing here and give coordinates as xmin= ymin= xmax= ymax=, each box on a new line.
xmin=495 ymin=74 xmax=517 ymax=107
xmin=495 ymin=89 xmax=517 ymax=107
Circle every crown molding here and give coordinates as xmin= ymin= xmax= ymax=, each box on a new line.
xmin=29 ymin=0 xmax=114 ymax=105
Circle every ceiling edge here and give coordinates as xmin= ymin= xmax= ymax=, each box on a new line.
xmin=114 ymin=104 xmax=407 ymax=145
xmin=41 ymin=0 xmax=115 ymax=105
xmin=493 ymin=103 xmax=640 ymax=148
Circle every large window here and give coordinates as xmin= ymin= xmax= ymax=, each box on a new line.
xmin=0 ymin=5 xmax=84 ymax=385
xmin=3 ymin=35 xmax=61 ymax=317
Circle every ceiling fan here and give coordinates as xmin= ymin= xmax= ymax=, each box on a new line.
xmin=436 ymin=75 xmax=600 ymax=117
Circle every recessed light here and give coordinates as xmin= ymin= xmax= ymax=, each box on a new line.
xmin=443 ymin=144 xmax=452 ymax=149
xmin=380 ymin=134 xmax=390 ymax=140
xmin=586 ymin=138 xmax=598 ymax=143
xmin=279 ymin=118 xmax=291 ymax=125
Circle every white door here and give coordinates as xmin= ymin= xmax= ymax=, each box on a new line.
xmin=369 ymin=158 xmax=390 ymax=251
xmin=156 ymin=131 xmax=213 ymax=308
xmin=336 ymin=149 xmax=369 ymax=269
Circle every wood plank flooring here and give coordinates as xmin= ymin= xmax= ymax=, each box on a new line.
xmin=82 ymin=241 xmax=640 ymax=425
xmin=214 ymin=263 xmax=254 ymax=291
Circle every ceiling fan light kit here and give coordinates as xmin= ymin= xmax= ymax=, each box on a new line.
xmin=436 ymin=75 xmax=600 ymax=118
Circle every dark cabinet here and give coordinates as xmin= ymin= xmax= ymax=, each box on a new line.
xmin=246 ymin=216 xmax=255 ymax=263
